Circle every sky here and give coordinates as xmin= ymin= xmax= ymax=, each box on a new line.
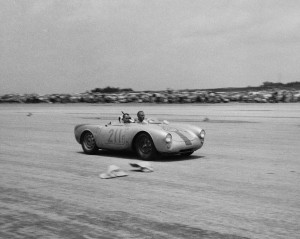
xmin=1 ymin=0 xmax=300 ymax=94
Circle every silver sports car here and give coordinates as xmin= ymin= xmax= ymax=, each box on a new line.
xmin=74 ymin=115 xmax=205 ymax=160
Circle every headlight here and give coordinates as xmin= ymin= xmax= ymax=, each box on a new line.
xmin=199 ymin=130 xmax=205 ymax=139
xmin=165 ymin=133 xmax=172 ymax=143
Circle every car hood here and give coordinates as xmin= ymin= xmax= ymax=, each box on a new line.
xmin=158 ymin=124 xmax=197 ymax=144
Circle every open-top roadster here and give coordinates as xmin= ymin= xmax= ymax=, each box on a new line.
xmin=74 ymin=113 xmax=205 ymax=160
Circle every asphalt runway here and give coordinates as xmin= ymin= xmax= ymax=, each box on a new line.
xmin=0 ymin=103 xmax=299 ymax=239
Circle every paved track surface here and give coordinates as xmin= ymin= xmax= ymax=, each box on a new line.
xmin=1 ymin=103 xmax=299 ymax=239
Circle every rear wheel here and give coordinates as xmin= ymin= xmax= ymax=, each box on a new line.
xmin=81 ymin=131 xmax=98 ymax=154
xmin=135 ymin=133 xmax=158 ymax=160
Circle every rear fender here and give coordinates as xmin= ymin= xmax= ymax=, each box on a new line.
xmin=74 ymin=124 xmax=101 ymax=144
xmin=80 ymin=130 xmax=93 ymax=144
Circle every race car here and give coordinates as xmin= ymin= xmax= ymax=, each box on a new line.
xmin=74 ymin=113 xmax=205 ymax=160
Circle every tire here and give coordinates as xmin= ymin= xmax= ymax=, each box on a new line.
xmin=134 ymin=133 xmax=158 ymax=160
xmin=81 ymin=131 xmax=98 ymax=154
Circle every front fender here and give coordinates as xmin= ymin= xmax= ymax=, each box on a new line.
xmin=131 ymin=127 xmax=169 ymax=152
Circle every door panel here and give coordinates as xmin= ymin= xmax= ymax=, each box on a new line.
xmin=99 ymin=125 xmax=129 ymax=150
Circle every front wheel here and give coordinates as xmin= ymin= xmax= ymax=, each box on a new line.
xmin=81 ymin=131 xmax=98 ymax=154
xmin=134 ymin=133 xmax=158 ymax=160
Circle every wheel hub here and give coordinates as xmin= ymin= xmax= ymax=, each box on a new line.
xmin=84 ymin=134 xmax=95 ymax=149
xmin=140 ymin=137 xmax=152 ymax=154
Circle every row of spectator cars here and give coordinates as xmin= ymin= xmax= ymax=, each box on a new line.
xmin=1 ymin=89 xmax=300 ymax=104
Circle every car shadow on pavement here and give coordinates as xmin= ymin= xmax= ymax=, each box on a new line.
xmin=77 ymin=150 xmax=137 ymax=159
xmin=153 ymin=154 xmax=204 ymax=162
xmin=77 ymin=150 xmax=204 ymax=162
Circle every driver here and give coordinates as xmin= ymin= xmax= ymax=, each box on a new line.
xmin=136 ymin=111 xmax=148 ymax=124
xmin=122 ymin=113 xmax=134 ymax=123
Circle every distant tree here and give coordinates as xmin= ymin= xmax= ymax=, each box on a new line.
xmin=91 ymin=86 xmax=133 ymax=93
xmin=261 ymin=81 xmax=283 ymax=87
xmin=122 ymin=88 xmax=133 ymax=92
xmin=103 ymin=87 xmax=119 ymax=93
xmin=286 ymin=81 xmax=300 ymax=87
xmin=91 ymin=88 xmax=102 ymax=93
